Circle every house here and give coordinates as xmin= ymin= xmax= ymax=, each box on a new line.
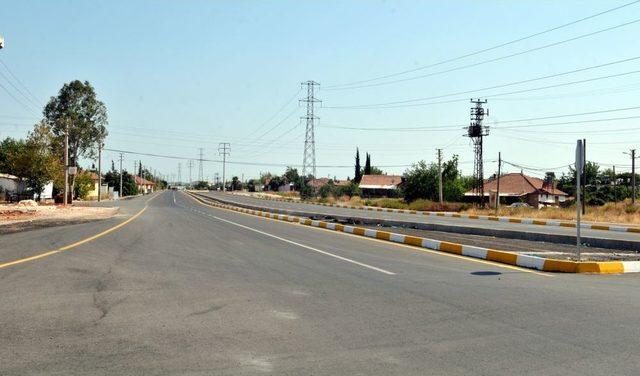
xmin=134 ymin=175 xmax=155 ymax=194
xmin=466 ymin=172 xmax=568 ymax=208
xmin=0 ymin=173 xmax=53 ymax=202
xmin=308 ymin=178 xmax=350 ymax=190
xmin=79 ymin=171 xmax=108 ymax=200
xmin=359 ymin=174 xmax=404 ymax=198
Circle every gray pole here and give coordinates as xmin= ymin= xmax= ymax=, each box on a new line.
xmin=437 ymin=148 xmax=443 ymax=205
xmin=582 ymin=138 xmax=586 ymax=215
xmin=119 ymin=153 xmax=123 ymax=198
xmin=633 ymin=149 xmax=637 ymax=205
xmin=495 ymin=152 xmax=501 ymax=215
xmin=97 ymin=141 xmax=102 ymax=202
xmin=575 ymin=140 xmax=583 ymax=260
xmin=63 ymin=120 xmax=69 ymax=205
xmin=613 ymin=165 xmax=617 ymax=203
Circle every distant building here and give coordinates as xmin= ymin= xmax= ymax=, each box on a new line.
xmin=0 ymin=172 xmax=53 ymax=202
xmin=466 ymin=172 xmax=568 ymax=208
xmin=308 ymin=177 xmax=350 ymax=190
xmin=134 ymin=175 xmax=155 ymax=194
xmin=79 ymin=171 xmax=108 ymax=200
xmin=359 ymin=175 xmax=404 ymax=198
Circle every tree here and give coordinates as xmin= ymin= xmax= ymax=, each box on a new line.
xmin=74 ymin=171 xmax=95 ymax=199
xmin=369 ymin=166 xmax=384 ymax=175
xmin=43 ymin=80 xmax=108 ymax=196
xmin=283 ymin=167 xmax=300 ymax=189
xmin=354 ymin=148 xmax=362 ymax=183
xmin=364 ymin=153 xmax=371 ymax=175
xmin=231 ymin=176 xmax=243 ymax=191
xmin=0 ymin=137 xmax=26 ymax=175
xmin=403 ymin=155 xmax=467 ymax=203
xmin=6 ymin=123 xmax=62 ymax=200
xmin=104 ymin=170 xmax=138 ymax=196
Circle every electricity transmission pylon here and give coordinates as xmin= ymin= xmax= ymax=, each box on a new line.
xmin=300 ymin=80 xmax=320 ymax=178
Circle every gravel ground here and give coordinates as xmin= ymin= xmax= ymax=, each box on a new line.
xmin=0 ymin=205 xmax=118 ymax=234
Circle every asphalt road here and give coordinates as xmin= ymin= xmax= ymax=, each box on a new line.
xmin=1 ymin=191 xmax=640 ymax=375
xmin=200 ymin=191 xmax=640 ymax=244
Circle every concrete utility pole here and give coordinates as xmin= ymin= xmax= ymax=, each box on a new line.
xmin=495 ymin=152 xmax=502 ymax=215
xmin=582 ymin=139 xmax=586 ymax=215
xmin=575 ymin=140 xmax=585 ymax=260
xmin=437 ymin=149 xmax=443 ymax=205
xmin=119 ymin=153 xmax=124 ymax=198
xmin=218 ymin=143 xmax=230 ymax=191
xmin=97 ymin=140 xmax=103 ymax=202
xmin=626 ymin=149 xmax=637 ymax=204
xmin=63 ymin=119 xmax=69 ymax=205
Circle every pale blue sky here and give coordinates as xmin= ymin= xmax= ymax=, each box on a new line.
xmin=1 ymin=0 xmax=639 ymax=182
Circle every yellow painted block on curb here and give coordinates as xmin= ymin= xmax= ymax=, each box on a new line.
xmin=577 ymin=262 xmax=624 ymax=274
xmin=543 ymin=259 xmax=577 ymax=273
xmin=404 ymin=236 xmax=423 ymax=247
xmin=439 ymin=242 xmax=463 ymax=254
xmin=353 ymin=228 xmax=365 ymax=236
xmin=487 ymin=250 xmax=518 ymax=265
xmin=376 ymin=231 xmax=391 ymax=241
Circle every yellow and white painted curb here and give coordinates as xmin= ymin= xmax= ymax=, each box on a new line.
xmin=230 ymin=192 xmax=640 ymax=234
xmin=191 ymin=193 xmax=640 ymax=274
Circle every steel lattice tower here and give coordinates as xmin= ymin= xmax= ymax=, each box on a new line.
xmin=465 ymin=99 xmax=489 ymax=207
xmin=300 ymin=81 xmax=320 ymax=178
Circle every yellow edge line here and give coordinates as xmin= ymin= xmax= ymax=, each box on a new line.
xmin=0 ymin=193 xmax=159 ymax=270
xmin=186 ymin=193 xmax=552 ymax=277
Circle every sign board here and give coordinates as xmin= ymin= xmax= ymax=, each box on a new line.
xmin=67 ymin=166 xmax=77 ymax=175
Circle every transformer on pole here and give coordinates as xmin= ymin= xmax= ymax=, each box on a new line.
xmin=300 ymin=81 xmax=320 ymax=178
xmin=465 ymin=99 xmax=489 ymax=207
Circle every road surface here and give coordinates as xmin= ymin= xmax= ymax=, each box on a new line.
xmin=199 ymin=191 xmax=640 ymax=247
xmin=1 ymin=191 xmax=639 ymax=375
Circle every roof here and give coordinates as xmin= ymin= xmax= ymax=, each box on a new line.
xmin=359 ymin=175 xmax=403 ymax=189
xmin=308 ymin=178 xmax=350 ymax=189
xmin=134 ymin=175 xmax=155 ymax=186
xmin=467 ymin=173 xmax=567 ymax=196
xmin=78 ymin=171 xmax=100 ymax=181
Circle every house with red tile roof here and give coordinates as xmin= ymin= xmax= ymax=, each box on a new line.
xmin=134 ymin=175 xmax=155 ymax=194
xmin=359 ymin=174 xmax=404 ymax=198
xmin=466 ymin=173 xmax=567 ymax=208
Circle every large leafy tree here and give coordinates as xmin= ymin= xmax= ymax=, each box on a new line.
xmin=5 ymin=123 xmax=62 ymax=200
xmin=403 ymin=155 xmax=467 ymax=203
xmin=43 ymin=80 xmax=108 ymax=194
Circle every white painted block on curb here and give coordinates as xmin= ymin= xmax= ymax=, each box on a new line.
xmin=364 ymin=229 xmax=377 ymax=238
xmin=622 ymin=261 xmax=640 ymax=273
xmin=516 ymin=255 xmax=546 ymax=270
xmin=390 ymin=233 xmax=405 ymax=243
xmin=422 ymin=238 xmax=440 ymax=250
xmin=461 ymin=245 xmax=488 ymax=259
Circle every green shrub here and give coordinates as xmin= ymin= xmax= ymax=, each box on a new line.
xmin=625 ymin=204 xmax=639 ymax=214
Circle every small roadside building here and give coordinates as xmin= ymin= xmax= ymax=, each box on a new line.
xmin=359 ymin=174 xmax=404 ymax=198
xmin=78 ymin=171 xmax=108 ymax=200
xmin=0 ymin=172 xmax=53 ymax=202
xmin=134 ymin=175 xmax=155 ymax=194
xmin=466 ymin=173 xmax=568 ymax=208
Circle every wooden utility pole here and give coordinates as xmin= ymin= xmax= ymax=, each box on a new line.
xmin=97 ymin=140 xmax=103 ymax=202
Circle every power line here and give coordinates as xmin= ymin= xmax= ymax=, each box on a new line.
xmin=325 ymin=56 xmax=640 ymax=108
xmin=325 ymin=1 xmax=640 ymax=89
xmin=325 ymin=69 xmax=640 ymax=110
xmin=0 ymin=59 xmax=42 ymax=104
xmin=242 ymin=88 xmax=302 ymax=140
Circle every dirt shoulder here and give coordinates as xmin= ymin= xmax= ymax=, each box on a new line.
xmin=0 ymin=204 xmax=119 ymax=234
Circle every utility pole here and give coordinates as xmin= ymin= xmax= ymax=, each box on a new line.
xmin=300 ymin=81 xmax=320 ymax=178
xmin=582 ymin=139 xmax=586 ymax=215
xmin=187 ymin=160 xmax=194 ymax=185
xmin=177 ymin=163 xmax=182 ymax=185
xmin=63 ymin=119 xmax=69 ymax=205
xmin=119 ymin=153 xmax=124 ymax=198
xmin=613 ymin=165 xmax=617 ymax=203
xmin=437 ymin=149 xmax=443 ymax=205
xmin=465 ymin=99 xmax=489 ymax=207
xmin=218 ymin=142 xmax=230 ymax=191
xmin=97 ymin=139 xmax=103 ymax=202
xmin=626 ymin=149 xmax=637 ymax=204
xmin=198 ymin=148 xmax=204 ymax=182
xmin=575 ymin=140 xmax=585 ymax=260
xmin=495 ymin=152 xmax=502 ymax=215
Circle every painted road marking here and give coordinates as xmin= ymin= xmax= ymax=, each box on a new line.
xmin=181 ymin=202 xmax=396 ymax=276
xmin=0 ymin=194 xmax=159 ymax=270
xmin=184 ymin=192 xmax=552 ymax=277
